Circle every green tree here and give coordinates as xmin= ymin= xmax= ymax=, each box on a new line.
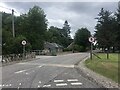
xmin=11 ymin=35 xmax=31 ymax=54
xmin=95 ymin=8 xmax=117 ymax=51
xmin=17 ymin=6 xmax=47 ymax=50
xmin=74 ymin=28 xmax=91 ymax=51
xmin=2 ymin=29 xmax=13 ymax=55
xmin=62 ymin=20 xmax=71 ymax=38
xmin=115 ymin=2 xmax=120 ymax=51
xmin=46 ymin=26 xmax=72 ymax=48
xmin=2 ymin=5 xmax=47 ymax=54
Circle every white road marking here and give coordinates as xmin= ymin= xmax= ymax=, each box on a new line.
xmin=0 ymin=84 xmax=2 ymax=87
xmin=15 ymin=65 xmax=42 ymax=74
xmin=2 ymin=84 xmax=5 ymax=87
xmin=71 ymin=82 xmax=82 ymax=85
xmin=9 ymin=84 xmax=12 ymax=86
xmin=43 ymin=84 xmax=51 ymax=87
xmin=67 ymin=79 xmax=78 ymax=82
xmin=15 ymin=70 xmax=26 ymax=74
xmin=19 ymin=83 xmax=22 ymax=85
xmin=54 ymin=80 xmax=64 ymax=82
xmin=38 ymin=66 xmax=42 ymax=68
xmin=39 ymin=81 xmax=41 ymax=84
xmin=38 ymin=85 xmax=40 ymax=88
xmin=56 ymin=83 xmax=67 ymax=86
xmin=26 ymin=73 xmax=29 ymax=75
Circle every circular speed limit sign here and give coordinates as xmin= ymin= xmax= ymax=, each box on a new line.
xmin=22 ymin=40 xmax=26 ymax=45
xmin=89 ymin=37 xmax=95 ymax=43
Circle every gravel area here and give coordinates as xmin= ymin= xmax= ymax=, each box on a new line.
xmin=76 ymin=56 xmax=120 ymax=89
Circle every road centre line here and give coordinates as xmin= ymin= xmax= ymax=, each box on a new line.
xmin=15 ymin=65 xmax=42 ymax=74
xmin=71 ymin=82 xmax=82 ymax=85
xmin=15 ymin=70 xmax=26 ymax=74
xmin=54 ymin=80 xmax=64 ymax=82
xmin=56 ymin=83 xmax=67 ymax=86
xmin=67 ymin=79 xmax=78 ymax=82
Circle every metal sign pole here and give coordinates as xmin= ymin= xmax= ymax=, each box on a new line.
xmin=90 ymin=42 xmax=93 ymax=60
xmin=89 ymin=36 xmax=94 ymax=60
xmin=23 ymin=45 xmax=25 ymax=59
xmin=22 ymin=40 xmax=26 ymax=59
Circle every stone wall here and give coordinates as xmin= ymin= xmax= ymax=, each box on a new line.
xmin=2 ymin=52 xmax=36 ymax=63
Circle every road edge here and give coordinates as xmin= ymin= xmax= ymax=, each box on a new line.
xmin=1 ymin=58 xmax=40 ymax=67
xmin=75 ymin=55 xmax=119 ymax=89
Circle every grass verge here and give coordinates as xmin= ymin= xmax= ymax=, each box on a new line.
xmin=85 ymin=53 xmax=119 ymax=83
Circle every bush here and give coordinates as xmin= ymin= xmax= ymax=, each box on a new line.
xmin=73 ymin=44 xmax=86 ymax=52
xmin=63 ymin=48 xmax=72 ymax=52
xmin=3 ymin=35 xmax=32 ymax=55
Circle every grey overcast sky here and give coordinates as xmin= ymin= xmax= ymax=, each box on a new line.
xmin=0 ymin=2 xmax=119 ymax=38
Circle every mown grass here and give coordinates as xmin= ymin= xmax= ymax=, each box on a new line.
xmin=85 ymin=53 xmax=119 ymax=83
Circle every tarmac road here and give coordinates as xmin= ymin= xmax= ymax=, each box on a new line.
xmin=1 ymin=53 xmax=101 ymax=88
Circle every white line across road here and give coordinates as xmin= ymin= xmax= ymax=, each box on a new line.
xmin=43 ymin=84 xmax=51 ymax=87
xmin=71 ymin=82 xmax=82 ymax=85
xmin=56 ymin=83 xmax=67 ymax=86
xmin=0 ymin=84 xmax=12 ymax=87
xmin=67 ymin=79 xmax=78 ymax=82
xmin=54 ymin=80 xmax=64 ymax=83
xmin=38 ymin=85 xmax=40 ymax=88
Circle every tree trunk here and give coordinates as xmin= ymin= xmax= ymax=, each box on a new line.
xmin=112 ymin=47 xmax=115 ymax=53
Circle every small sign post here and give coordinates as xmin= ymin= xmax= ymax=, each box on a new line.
xmin=22 ymin=40 xmax=26 ymax=59
xmin=89 ymin=37 xmax=95 ymax=60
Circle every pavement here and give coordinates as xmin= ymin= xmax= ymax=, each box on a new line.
xmin=1 ymin=53 xmax=104 ymax=88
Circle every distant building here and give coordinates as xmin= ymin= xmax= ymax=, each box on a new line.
xmin=67 ymin=42 xmax=74 ymax=49
xmin=44 ymin=42 xmax=63 ymax=53
xmin=30 ymin=42 xmax=63 ymax=55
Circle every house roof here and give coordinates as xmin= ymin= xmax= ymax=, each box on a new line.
xmin=67 ymin=42 xmax=74 ymax=49
xmin=44 ymin=42 xmax=63 ymax=49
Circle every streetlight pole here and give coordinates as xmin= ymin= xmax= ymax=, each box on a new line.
xmin=12 ymin=9 xmax=15 ymax=37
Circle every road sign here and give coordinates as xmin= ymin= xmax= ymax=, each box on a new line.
xmin=22 ymin=40 xmax=26 ymax=45
xmin=89 ymin=37 xmax=95 ymax=43
xmin=88 ymin=37 xmax=95 ymax=60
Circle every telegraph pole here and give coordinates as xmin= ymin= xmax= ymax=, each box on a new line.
xmin=0 ymin=6 xmax=16 ymax=37
xmin=12 ymin=9 xmax=15 ymax=37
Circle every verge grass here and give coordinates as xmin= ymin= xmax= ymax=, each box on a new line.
xmin=85 ymin=53 xmax=119 ymax=83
